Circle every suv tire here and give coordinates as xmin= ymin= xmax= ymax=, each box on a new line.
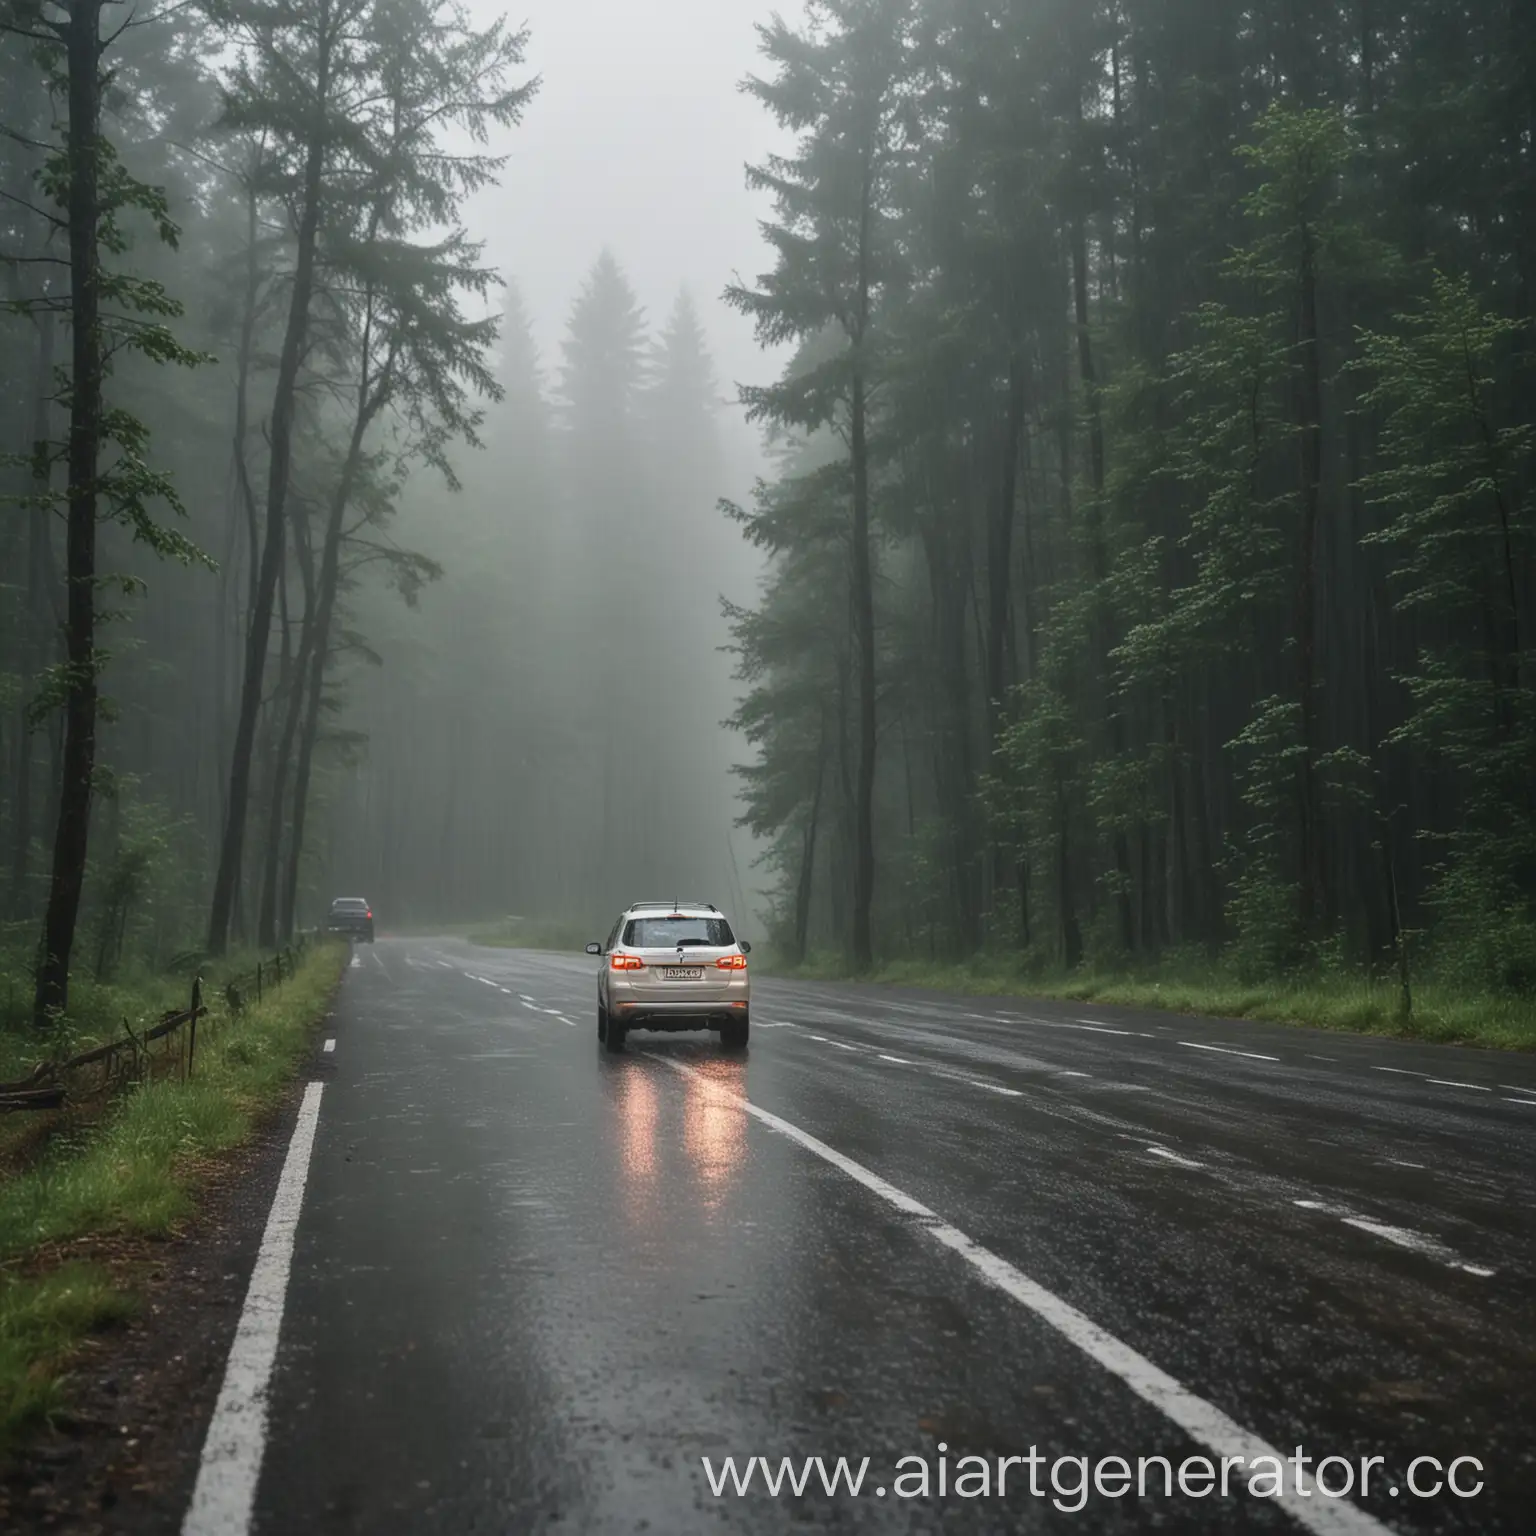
xmin=720 ymin=1014 xmax=749 ymax=1051
xmin=604 ymin=1018 xmax=627 ymax=1054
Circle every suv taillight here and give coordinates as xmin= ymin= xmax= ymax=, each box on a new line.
xmin=610 ymin=954 xmax=645 ymax=971
xmin=715 ymin=954 xmax=747 ymax=970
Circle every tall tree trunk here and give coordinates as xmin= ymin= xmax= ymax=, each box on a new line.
xmin=208 ymin=7 xmax=333 ymax=954
xmin=985 ymin=354 xmax=1027 ymax=725
xmin=794 ymin=717 xmax=828 ymax=964
xmin=1072 ymin=213 xmax=1136 ymax=954
xmin=1295 ymin=220 xmax=1326 ymax=936
xmin=34 ymin=0 xmax=105 ymax=1026
xmin=850 ymin=358 xmax=877 ymax=970
xmin=281 ymin=384 xmax=376 ymax=942
xmin=10 ymin=311 xmax=55 ymax=917
xmin=258 ymin=560 xmax=308 ymax=948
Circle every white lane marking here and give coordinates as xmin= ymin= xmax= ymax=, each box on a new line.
xmin=519 ymin=994 xmax=536 ymax=1002
xmin=498 ymin=987 xmax=513 ymax=995
xmin=1146 ymin=1146 xmax=1203 ymax=1170
xmin=662 ymin=1059 xmax=1391 ymax=1536
xmin=520 ymin=1002 xmax=541 ymax=1012
xmin=1293 ymin=1200 xmax=1493 ymax=1278
xmin=436 ymin=960 xmax=454 ymax=969
xmin=1179 ymin=1041 xmax=1280 ymax=1062
xmin=1076 ymin=1019 xmax=1135 ymax=1035
xmin=1385 ymin=1159 xmax=1424 ymax=1169
xmin=1306 ymin=1054 xmax=1338 ymax=1062
xmin=554 ymin=1016 xmax=578 ymax=1028
xmin=1425 ymin=1078 xmax=1490 ymax=1092
xmin=369 ymin=948 xmax=387 ymax=973
xmin=184 ymin=1082 xmax=325 ymax=1536
xmin=878 ymin=1053 xmax=914 ymax=1065
xmin=971 ymin=1081 xmax=1024 ymax=1098
xmin=349 ymin=957 xmax=360 ymax=970
xmin=1372 ymin=1066 xmax=1419 ymax=1076
xmin=1057 ymin=1070 xmax=1091 ymax=1078
xmin=1503 ymin=1096 xmax=1536 ymax=1106
xmin=807 ymin=1034 xmax=830 ymax=1043
xmin=322 ymin=1039 xmax=335 ymax=1054
xmin=830 ymin=1041 xmax=859 ymax=1052
xmin=1500 ymin=1084 xmax=1536 ymax=1097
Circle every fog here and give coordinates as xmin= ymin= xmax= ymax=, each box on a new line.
xmin=319 ymin=1 xmax=781 ymax=940
xmin=4 ymin=0 xmax=1533 ymax=1000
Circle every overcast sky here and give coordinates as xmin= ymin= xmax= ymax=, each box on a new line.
xmin=462 ymin=0 xmax=789 ymax=418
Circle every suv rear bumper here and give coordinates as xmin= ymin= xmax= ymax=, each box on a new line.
xmin=613 ymin=1001 xmax=748 ymax=1030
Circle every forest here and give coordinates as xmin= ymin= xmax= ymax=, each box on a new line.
xmin=726 ymin=0 xmax=1535 ymax=1004
xmin=0 ymin=0 xmax=755 ymax=1030
xmin=0 ymin=0 xmax=1533 ymax=1034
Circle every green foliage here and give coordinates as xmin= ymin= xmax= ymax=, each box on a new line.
xmin=0 ymin=944 xmax=343 ymax=1451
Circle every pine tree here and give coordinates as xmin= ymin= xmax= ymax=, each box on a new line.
xmin=728 ymin=0 xmax=921 ymax=969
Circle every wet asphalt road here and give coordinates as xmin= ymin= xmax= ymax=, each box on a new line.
xmin=244 ymin=940 xmax=1536 ymax=1534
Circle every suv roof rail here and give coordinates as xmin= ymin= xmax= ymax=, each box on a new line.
xmin=628 ymin=900 xmax=718 ymax=912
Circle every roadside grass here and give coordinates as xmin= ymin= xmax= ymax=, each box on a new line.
xmin=772 ymin=951 xmax=1536 ymax=1051
xmin=466 ymin=916 xmax=593 ymax=954
xmin=0 ymin=942 xmax=345 ymax=1454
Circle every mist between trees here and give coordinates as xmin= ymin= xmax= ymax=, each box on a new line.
xmin=0 ymin=0 xmax=758 ymax=1029
xmin=1 ymin=0 xmax=1533 ymax=1033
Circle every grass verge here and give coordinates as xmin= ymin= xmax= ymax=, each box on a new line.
xmin=771 ymin=952 xmax=1536 ymax=1051
xmin=466 ymin=916 xmax=592 ymax=954
xmin=0 ymin=941 xmax=346 ymax=1455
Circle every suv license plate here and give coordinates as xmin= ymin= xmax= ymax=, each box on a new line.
xmin=663 ymin=966 xmax=704 ymax=980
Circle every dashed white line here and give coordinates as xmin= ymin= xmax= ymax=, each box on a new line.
xmin=830 ymin=1041 xmax=858 ymax=1052
xmin=1426 ymin=1078 xmax=1490 ymax=1092
xmin=1500 ymin=1084 xmax=1536 ymax=1097
xmin=662 ymin=1059 xmax=1391 ymax=1536
xmin=1057 ymin=1070 xmax=1091 ymax=1078
xmin=183 ymin=1082 xmax=325 ymax=1536
xmin=519 ymin=993 xmax=536 ymax=1002
xmin=1293 ymin=1200 xmax=1493 ymax=1277
xmin=436 ymin=960 xmax=454 ymax=969
xmin=807 ymin=1034 xmax=830 ymax=1043
xmin=1372 ymin=1066 xmax=1419 ymax=1076
xmin=878 ymin=1053 xmax=914 ymax=1065
xmin=322 ymin=1039 xmax=335 ymax=1054
xmin=1305 ymin=1054 xmax=1338 ymax=1062
xmin=1503 ymin=1095 xmax=1536 ymax=1106
xmin=1179 ymin=1041 xmax=1280 ymax=1062
xmin=1076 ymin=1019 xmax=1135 ymax=1035
xmin=1146 ymin=1146 xmax=1204 ymax=1170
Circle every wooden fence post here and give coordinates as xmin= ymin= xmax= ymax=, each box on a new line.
xmin=187 ymin=974 xmax=202 ymax=1080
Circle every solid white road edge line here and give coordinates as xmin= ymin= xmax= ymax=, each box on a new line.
xmin=182 ymin=1081 xmax=325 ymax=1536
xmin=662 ymin=1059 xmax=1392 ymax=1536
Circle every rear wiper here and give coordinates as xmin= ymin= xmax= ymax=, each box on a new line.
xmin=674 ymin=938 xmax=709 ymax=948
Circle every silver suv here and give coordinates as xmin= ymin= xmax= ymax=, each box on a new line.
xmin=586 ymin=902 xmax=752 ymax=1053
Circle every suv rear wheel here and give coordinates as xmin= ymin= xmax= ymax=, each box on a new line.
xmin=720 ymin=1014 xmax=749 ymax=1051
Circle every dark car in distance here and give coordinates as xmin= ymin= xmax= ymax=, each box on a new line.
xmin=326 ymin=897 xmax=375 ymax=943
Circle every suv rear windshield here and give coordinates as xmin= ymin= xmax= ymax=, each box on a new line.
xmin=331 ymin=899 xmax=368 ymax=911
xmin=624 ymin=916 xmax=734 ymax=949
